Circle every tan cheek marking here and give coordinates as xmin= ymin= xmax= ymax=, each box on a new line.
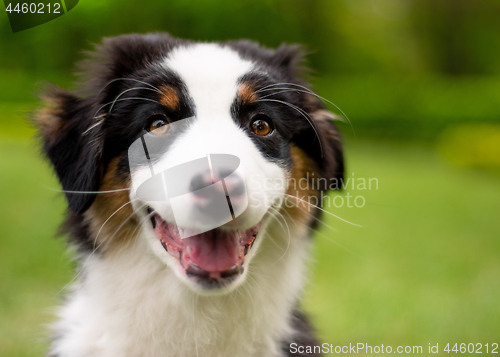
xmin=282 ymin=145 xmax=320 ymax=226
xmin=158 ymin=85 xmax=180 ymax=111
xmin=85 ymin=157 xmax=137 ymax=252
xmin=238 ymin=83 xmax=258 ymax=105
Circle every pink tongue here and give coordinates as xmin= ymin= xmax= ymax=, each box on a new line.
xmin=183 ymin=231 xmax=241 ymax=273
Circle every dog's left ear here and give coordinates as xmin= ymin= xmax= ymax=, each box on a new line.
xmin=34 ymin=86 xmax=103 ymax=214
xmin=271 ymin=46 xmax=344 ymax=189
xmin=268 ymin=44 xmax=344 ymax=188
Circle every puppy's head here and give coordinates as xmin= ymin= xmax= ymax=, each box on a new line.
xmin=35 ymin=34 xmax=343 ymax=293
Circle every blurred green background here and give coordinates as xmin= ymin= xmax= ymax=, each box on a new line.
xmin=1 ymin=0 xmax=499 ymax=355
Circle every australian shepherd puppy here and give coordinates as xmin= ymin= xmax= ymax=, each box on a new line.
xmin=35 ymin=33 xmax=343 ymax=357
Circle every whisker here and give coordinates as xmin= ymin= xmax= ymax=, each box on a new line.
xmin=87 ymin=96 xmax=165 ymax=131
xmin=253 ymin=82 xmax=301 ymax=93
xmin=280 ymin=208 xmax=299 ymax=228
xmin=268 ymin=206 xmax=291 ymax=264
xmin=255 ymin=82 xmax=311 ymax=94
xmin=269 ymin=206 xmax=289 ymax=237
xmin=82 ymin=118 xmax=106 ymax=136
xmin=34 ymin=177 xmax=130 ymax=195
xmin=37 ymin=182 xmax=130 ymax=195
xmin=122 ymin=206 xmax=155 ymax=245
xmin=97 ymin=201 xmax=151 ymax=253
xmin=91 ymin=102 xmax=114 ymax=121
xmin=283 ymin=193 xmax=362 ymax=227
xmin=91 ymin=198 xmax=140 ymax=252
xmin=281 ymin=200 xmax=340 ymax=233
xmin=240 ymin=273 xmax=261 ymax=306
xmin=55 ymin=199 xmax=143 ymax=297
xmin=256 ymin=82 xmax=356 ymax=139
xmin=108 ymin=87 xmax=162 ymax=114
xmin=309 ymin=225 xmax=367 ymax=261
xmin=263 ymin=210 xmax=287 ymax=251
xmin=259 ymin=88 xmax=343 ymax=123
xmin=243 ymin=261 xmax=270 ymax=279
xmin=279 ymin=197 xmax=365 ymax=260
xmin=96 ymin=78 xmax=162 ymax=99
xmin=108 ymin=97 xmax=164 ymax=111
xmin=258 ymin=88 xmax=307 ymax=100
xmin=257 ymin=98 xmax=324 ymax=158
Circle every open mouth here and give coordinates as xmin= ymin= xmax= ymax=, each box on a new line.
xmin=148 ymin=207 xmax=258 ymax=289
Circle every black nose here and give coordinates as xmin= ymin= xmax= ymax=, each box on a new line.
xmin=190 ymin=170 xmax=245 ymax=197
xmin=190 ymin=171 xmax=213 ymax=193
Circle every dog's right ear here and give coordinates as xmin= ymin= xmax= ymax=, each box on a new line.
xmin=34 ymin=86 xmax=103 ymax=214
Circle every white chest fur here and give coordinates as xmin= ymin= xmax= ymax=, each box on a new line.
xmin=50 ymin=223 xmax=312 ymax=357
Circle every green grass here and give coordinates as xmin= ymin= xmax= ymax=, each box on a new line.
xmin=0 ymin=135 xmax=71 ymax=356
xmin=304 ymin=139 xmax=500 ymax=352
xmin=1 ymin=120 xmax=499 ymax=356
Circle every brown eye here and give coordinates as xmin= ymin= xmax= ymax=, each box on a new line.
xmin=147 ymin=115 xmax=169 ymax=135
xmin=250 ymin=117 xmax=272 ymax=136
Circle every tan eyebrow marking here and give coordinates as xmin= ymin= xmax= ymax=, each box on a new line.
xmin=158 ymin=85 xmax=180 ymax=110
xmin=238 ymin=82 xmax=258 ymax=105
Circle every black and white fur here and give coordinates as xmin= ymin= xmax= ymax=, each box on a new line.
xmin=35 ymin=33 xmax=343 ymax=357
